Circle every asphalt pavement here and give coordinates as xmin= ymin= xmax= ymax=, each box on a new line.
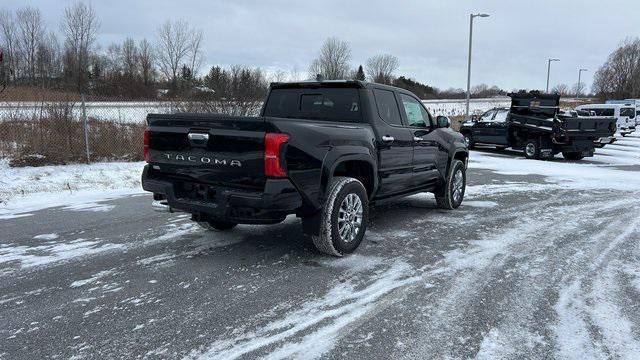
xmin=1 ymin=135 xmax=639 ymax=359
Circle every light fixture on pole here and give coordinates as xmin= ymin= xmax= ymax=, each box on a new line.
xmin=465 ymin=13 xmax=490 ymax=117
xmin=545 ymin=58 xmax=560 ymax=93
xmin=577 ymin=68 xmax=588 ymax=98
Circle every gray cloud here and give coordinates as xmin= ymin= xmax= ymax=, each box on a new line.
xmin=3 ymin=0 xmax=636 ymax=91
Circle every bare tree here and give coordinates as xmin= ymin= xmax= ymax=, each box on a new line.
xmin=572 ymin=82 xmax=587 ymax=98
xmin=16 ymin=6 xmax=44 ymax=84
xmin=308 ymin=37 xmax=351 ymax=80
xmin=593 ymin=37 xmax=640 ymax=99
xmin=61 ymin=1 xmax=99 ymax=90
xmin=551 ymin=83 xmax=569 ymax=96
xmin=156 ymin=20 xmax=193 ymax=87
xmin=138 ymin=39 xmax=155 ymax=86
xmin=187 ymin=29 xmax=203 ymax=78
xmin=366 ymin=54 xmax=398 ymax=84
xmin=36 ymin=31 xmax=61 ymax=86
xmin=0 ymin=9 xmax=19 ymax=83
xmin=121 ymin=38 xmax=138 ymax=78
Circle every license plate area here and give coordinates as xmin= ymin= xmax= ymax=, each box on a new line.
xmin=175 ymin=181 xmax=217 ymax=201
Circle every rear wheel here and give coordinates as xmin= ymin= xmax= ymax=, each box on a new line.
xmin=562 ymin=152 xmax=585 ymax=161
xmin=197 ymin=220 xmax=238 ymax=231
xmin=435 ymin=159 xmax=466 ymax=210
xmin=309 ymin=177 xmax=369 ymax=257
xmin=523 ymin=139 xmax=540 ymax=159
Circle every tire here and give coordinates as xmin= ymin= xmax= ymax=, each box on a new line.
xmin=562 ymin=152 xmax=585 ymax=161
xmin=462 ymin=133 xmax=475 ymax=150
xmin=310 ymin=177 xmax=369 ymax=257
xmin=435 ymin=159 xmax=466 ymax=210
xmin=523 ymin=139 xmax=540 ymax=160
xmin=197 ymin=219 xmax=238 ymax=231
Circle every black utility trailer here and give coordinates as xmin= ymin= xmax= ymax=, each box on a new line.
xmin=460 ymin=93 xmax=617 ymax=160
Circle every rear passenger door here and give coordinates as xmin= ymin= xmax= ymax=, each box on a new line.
xmin=371 ymin=89 xmax=414 ymax=197
xmin=397 ymin=93 xmax=440 ymax=187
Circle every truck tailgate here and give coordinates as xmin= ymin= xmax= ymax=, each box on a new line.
xmin=561 ymin=116 xmax=616 ymax=138
xmin=146 ymin=113 xmax=267 ymax=188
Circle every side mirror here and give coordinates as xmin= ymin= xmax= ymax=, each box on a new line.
xmin=471 ymin=114 xmax=479 ymax=122
xmin=436 ymin=115 xmax=451 ymax=128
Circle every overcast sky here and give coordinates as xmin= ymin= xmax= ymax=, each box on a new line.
xmin=4 ymin=0 xmax=638 ymax=91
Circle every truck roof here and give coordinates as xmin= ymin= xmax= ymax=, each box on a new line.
xmin=269 ymin=80 xmax=409 ymax=93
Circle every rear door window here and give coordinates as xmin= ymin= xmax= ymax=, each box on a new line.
xmin=264 ymin=88 xmax=361 ymax=122
xmin=373 ymin=89 xmax=403 ymax=126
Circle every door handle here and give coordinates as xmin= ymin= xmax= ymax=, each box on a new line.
xmin=381 ymin=135 xmax=395 ymax=142
xmin=413 ymin=136 xmax=423 ymax=142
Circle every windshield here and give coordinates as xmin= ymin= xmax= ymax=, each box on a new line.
xmin=264 ymin=88 xmax=362 ymax=122
xmin=620 ymin=107 xmax=635 ymax=118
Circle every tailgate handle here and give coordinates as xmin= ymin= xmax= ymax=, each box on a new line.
xmin=188 ymin=133 xmax=209 ymax=142
xmin=188 ymin=133 xmax=210 ymax=147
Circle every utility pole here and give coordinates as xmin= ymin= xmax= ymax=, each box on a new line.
xmin=465 ymin=13 xmax=490 ymax=117
xmin=546 ymin=58 xmax=560 ymax=93
xmin=576 ymin=68 xmax=588 ymax=98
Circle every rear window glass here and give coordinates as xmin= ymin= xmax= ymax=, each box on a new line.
xmin=621 ymin=107 xmax=635 ymax=117
xmin=264 ymin=88 xmax=361 ymax=122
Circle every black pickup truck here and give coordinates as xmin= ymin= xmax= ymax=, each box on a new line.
xmin=459 ymin=93 xmax=617 ymax=160
xmin=142 ymin=81 xmax=468 ymax=256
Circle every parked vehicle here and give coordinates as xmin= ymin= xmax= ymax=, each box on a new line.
xmin=141 ymin=81 xmax=468 ymax=256
xmin=561 ymin=109 xmax=616 ymax=148
xmin=459 ymin=93 xmax=617 ymax=160
xmin=576 ymin=103 xmax=635 ymax=136
xmin=606 ymin=99 xmax=640 ymax=127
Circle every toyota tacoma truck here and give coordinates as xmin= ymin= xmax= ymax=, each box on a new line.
xmin=459 ymin=93 xmax=617 ymax=160
xmin=142 ymin=81 xmax=468 ymax=256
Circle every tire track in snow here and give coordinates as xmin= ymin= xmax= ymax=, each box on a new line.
xmin=187 ymin=260 xmax=421 ymax=360
xmin=552 ymin=216 xmax=640 ymax=359
xmin=396 ymin=193 xmax=640 ymax=359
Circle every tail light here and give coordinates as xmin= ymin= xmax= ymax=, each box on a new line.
xmin=143 ymin=127 xmax=150 ymax=162
xmin=264 ymin=133 xmax=289 ymax=177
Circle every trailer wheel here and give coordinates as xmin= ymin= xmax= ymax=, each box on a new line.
xmin=562 ymin=152 xmax=585 ymax=161
xmin=523 ymin=139 xmax=540 ymax=159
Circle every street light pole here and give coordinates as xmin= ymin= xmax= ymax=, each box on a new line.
xmin=577 ymin=68 xmax=588 ymax=98
xmin=545 ymin=58 xmax=559 ymax=93
xmin=465 ymin=13 xmax=489 ymax=118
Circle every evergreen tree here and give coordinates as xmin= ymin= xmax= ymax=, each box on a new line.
xmin=355 ymin=65 xmax=365 ymax=81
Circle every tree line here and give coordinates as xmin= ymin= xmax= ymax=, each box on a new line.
xmin=0 ymin=3 xmax=205 ymax=99
xmin=0 ymin=3 xmax=510 ymax=101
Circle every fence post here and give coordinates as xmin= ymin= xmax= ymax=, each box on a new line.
xmin=81 ymin=93 xmax=91 ymax=164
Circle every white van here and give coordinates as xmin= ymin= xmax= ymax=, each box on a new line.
xmin=575 ymin=104 xmax=635 ymax=137
xmin=605 ymin=99 xmax=640 ymax=127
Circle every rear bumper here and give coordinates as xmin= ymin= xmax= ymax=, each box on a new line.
xmin=141 ymin=165 xmax=302 ymax=224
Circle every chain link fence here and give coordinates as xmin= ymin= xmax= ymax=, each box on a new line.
xmin=0 ymin=88 xmax=176 ymax=167
xmin=0 ymin=85 xmax=513 ymax=167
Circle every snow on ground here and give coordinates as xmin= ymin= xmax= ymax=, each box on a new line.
xmin=0 ymin=160 xmax=144 ymax=219
xmin=188 ymin=259 xmax=421 ymax=360
xmin=422 ymin=98 xmax=510 ymax=117
xmin=469 ymin=135 xmax=640 ymax=191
